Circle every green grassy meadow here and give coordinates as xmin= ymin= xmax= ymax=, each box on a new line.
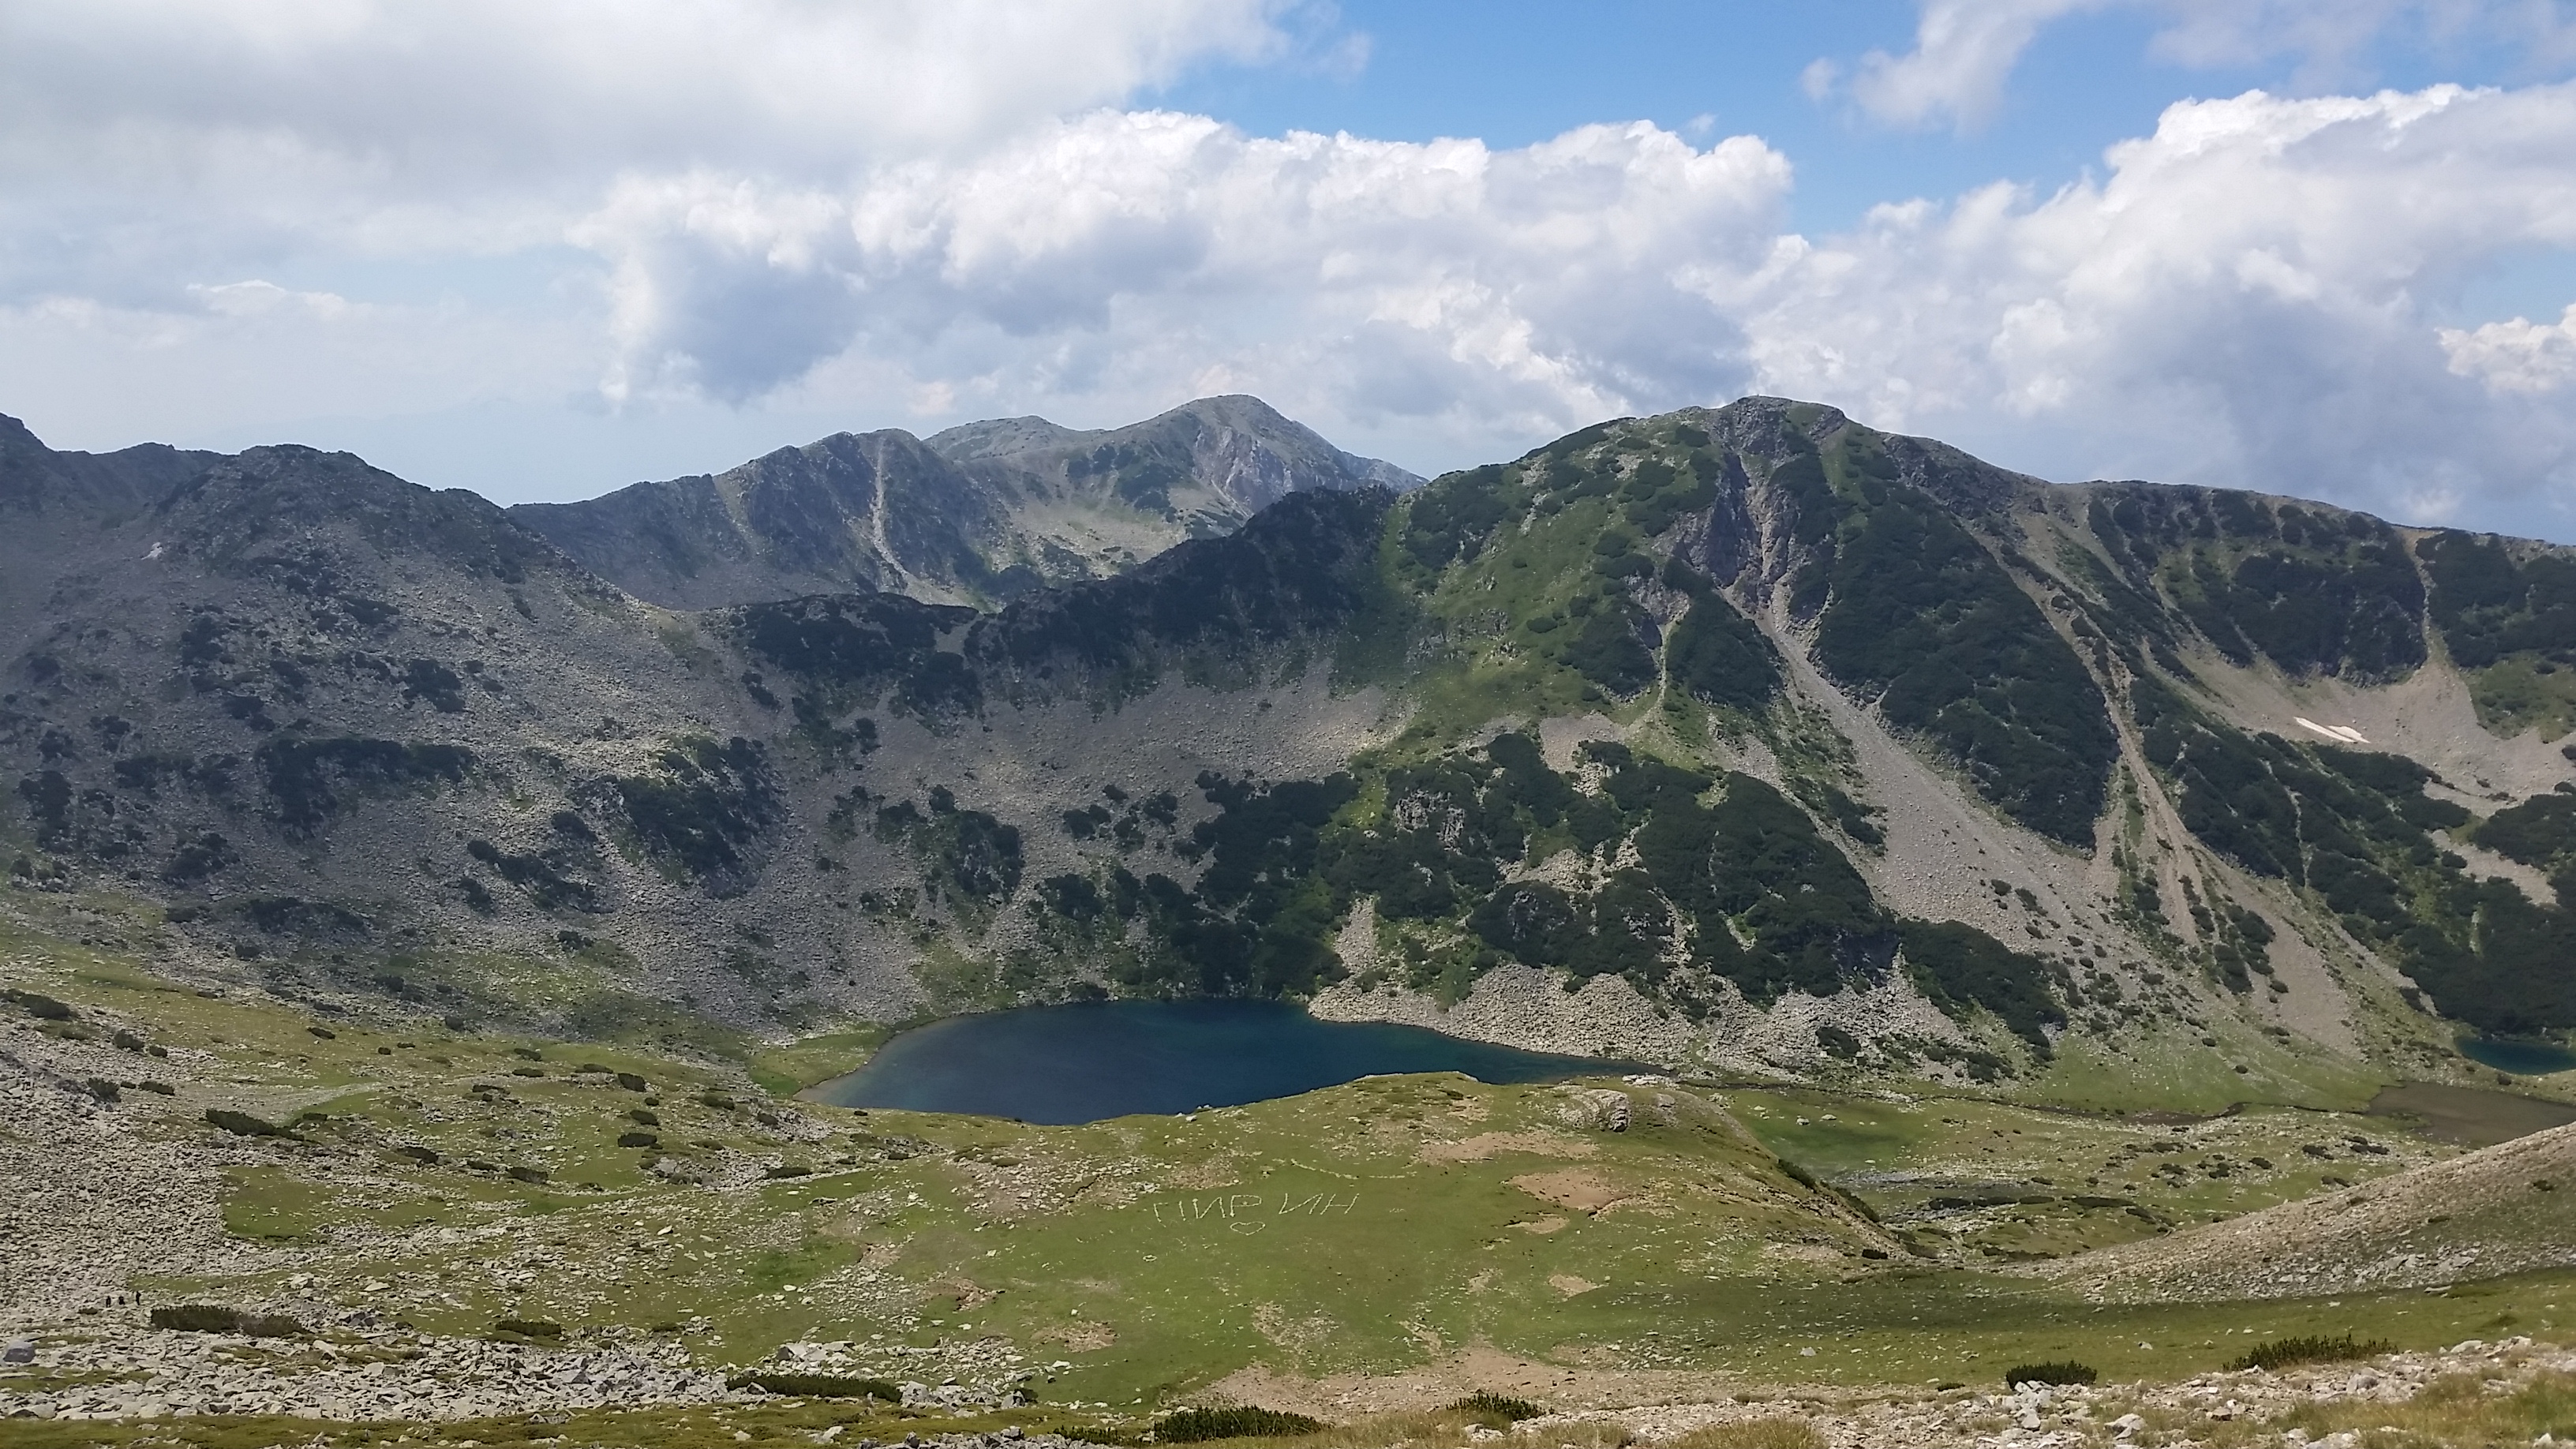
xmin=5 ymin=885 xmax=2573 ymax=1449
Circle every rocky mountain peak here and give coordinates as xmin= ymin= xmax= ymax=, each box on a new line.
xmin=511 ymin=395 xmax=1417 ymax=611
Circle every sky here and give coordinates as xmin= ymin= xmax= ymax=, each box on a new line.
xmin=5 ymin=2 xmax=2576 ymax=538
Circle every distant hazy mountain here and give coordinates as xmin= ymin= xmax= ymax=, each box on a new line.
xmin=506 ymin=395 xmax=1421 ymax=609
xmin=8 ymin=394 xmax=2576 ymax=1096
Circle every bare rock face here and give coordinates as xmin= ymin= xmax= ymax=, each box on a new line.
xmin=1557 ymin=1088 xmax=1631 ymax=1133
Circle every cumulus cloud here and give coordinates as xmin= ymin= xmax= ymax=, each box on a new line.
xmin=2443 ymin=305 xmax=2576 ymax=394
xmin=1743 ymin=83 xmax=2576 ymax=525
xmin=0 ymin=0 xmax=1304 ymax=302
xmin=559 ymin=81 xmax=2576 ymax=528
xmin=575 ymin=114 xmax=1795 ymax=432
xmin=1843 ymin=0 xmax=2104 ymax=132
xmin=1822 ymin=0 xmax=2576 ymax=131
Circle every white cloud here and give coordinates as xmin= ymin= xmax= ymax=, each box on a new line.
xmin=2443 ymin=304 xmax=2576 ymax=393
xmin=1844 ymin=0 xmax=2104 ymax=132
xmin=573 ymin=114 xmax=1795 ymax=436
xmin=0 ymin=0 xmax=1305 ymax=303
xmin=1743 ymin=83 xmax=2576 ymax=526
xmin=1823 ymin=0 xmax=2576 ymax=131
xmin=563 ymin=81 xmax=2576 ymax=529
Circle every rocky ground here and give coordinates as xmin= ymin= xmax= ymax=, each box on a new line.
xmin=1222 ymin=1337 xmax=2576 ymax=1447
xmin=2055 ymin=1121 xmax=2576 ymax=1302
xmin=0 ymin=1324 xmax=730 ymax=1422
xmin=8 ymin=1320 xmax=2570 ymax=1446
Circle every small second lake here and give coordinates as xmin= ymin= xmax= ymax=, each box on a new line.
xmin=805 ymin=999 xmax=1631 ymax=1124
xmin=2458 ymin=1035 xmax=2576 ymax=1077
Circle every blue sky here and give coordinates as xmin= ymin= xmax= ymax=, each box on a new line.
xmin=4 ymin=1 xmax=2576 ymax=537
xmin=1169 ymin=1 xmax=2158 ymax=227
xmin=1163 ymin=1 xmax=2576 ymax=316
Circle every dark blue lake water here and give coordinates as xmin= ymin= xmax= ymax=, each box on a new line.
xmin=806 ymin=999 xmax=1628 ymax=1124
xmin=2459 ymin=1035 xmax=2576 ymax=1076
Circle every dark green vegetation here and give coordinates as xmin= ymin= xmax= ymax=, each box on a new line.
xmin=1447 ymin=1393 xmax=1544 ymax=1425
xmin=1154 ymin=1407 xmax=1329 ymax=1442
xmin=1789 ymin=432 xmax=2113 ymax=844
xmin=606 ymin=736 xmax=779 ymax=896
xmin=872 ymin=785 xmax=1025 ymax=912
xmin=2001 ymin=1361 xmax=2097 ymax=1389
xmin=2087 ymin=486 xmax=2426 ymax=680
xmin=2224 ymin=1333 xmax=2394 ymax=1373
xmin=2132 ymin=672 xmax=2576 ymax=1032
xmin=148 ymin=1305 xmax=303 ymax=1338
xmin=725 ymin=1372 xmax=901 ymax=1401
xmin=2418 ymin=531 xmax=2576 ymax=667
xmin=256 ymin=736 xmax=475 ymax=834
xmin=1005 ymin=728 xmax=2061 ymax=1058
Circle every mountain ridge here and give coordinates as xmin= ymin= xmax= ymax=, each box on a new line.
xmin=506 ymin=394 xmax=1422 ymax=610
xmin=2 ymin=393 xmax=2573 ymax=1103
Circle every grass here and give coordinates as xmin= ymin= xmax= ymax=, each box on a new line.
xmin=1719 ymin=1086 xmax=2442 ymax=1262
xmin=750 ymin=1027 xmax=892 ymax=1095
xmin=2466 ymin=654 xmax=2576 ymax=739
xmin=3 ymin=886 xmax=2571 ymax=1425
xmin=1655 ymin=1420 xmax=1826 ymax=1449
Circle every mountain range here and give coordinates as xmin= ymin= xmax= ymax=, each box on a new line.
xmin=508 ymin=395 xmax=1419 ymax=608
xmin=6 ymin=391 xmax=2575 ymax=1096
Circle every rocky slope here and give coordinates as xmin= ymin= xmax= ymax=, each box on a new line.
xmin=2055 ymin=1119 xmax=2576 ymax=1302
xmin=508 ymin=395 xmax=1420 ymax=608
xmin=6 ymin=395 xmax=2576 ymax=1095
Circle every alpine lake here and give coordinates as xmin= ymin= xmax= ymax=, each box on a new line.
xmin=806 ymin=998 xmax=1635 ymax=1123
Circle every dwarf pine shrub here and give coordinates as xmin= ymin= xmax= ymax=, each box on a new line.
xmin=1449 ymin=1392 xmax=1544 ymax=1425
xmin=725 ymin=1372 xmax=900 ymax=1400
xmin=2228 ymin=1334 xmax=2393 ymax=1372
xmin=203 ymin=1108 xmax=286 ymax=1137
xmin=2002 ymin=1361 xmax=2098 ymax=1388
xmin=151 ymin=1305 xmax=303 ymax=1338
xmin=1152 ymin=1406 xmax=1327 ymax=1442
xmin=492 ymin=1318 xmax=564 ymax=1340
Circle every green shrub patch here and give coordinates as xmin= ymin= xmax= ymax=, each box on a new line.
xmin=1152 ymin=1406 xmax=1327 ymax=1442
xmin=2001 ymin=1361 xmax=2098 ymax=1389
xmin=150 ymin=1305 xmax=303 ymax=1338
xmin=2 ymin=988 xmax=75 ymax=1020
xmin=1448 ymin=1392 xmax=1544 ymax=1425
xmin=203 ymin=1108 xmax=288 ymax=1138
xmin=2226 ymin=1333 xmax=2393 ymax=1373
xmin=725 ymin=1372 xmax=902 ymax=1400
xmin=491 ymin=1318 xmax=565 ymax=1340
